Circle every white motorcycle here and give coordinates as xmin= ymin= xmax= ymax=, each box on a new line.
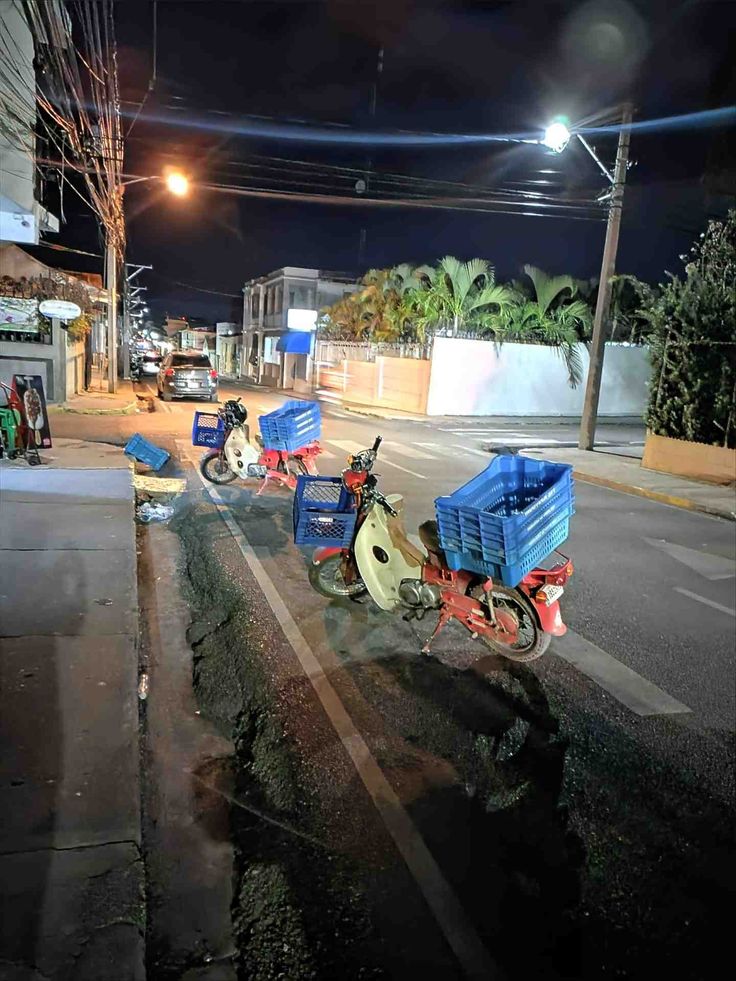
xmin=302 ymin=437 xmax=572 ymax=662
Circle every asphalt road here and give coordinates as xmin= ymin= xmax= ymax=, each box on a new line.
xmin=54 ymin=381 xmax=736 ymax=979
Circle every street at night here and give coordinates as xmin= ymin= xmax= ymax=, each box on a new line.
xmin=1 ymin=1 xmax=735 ymax=979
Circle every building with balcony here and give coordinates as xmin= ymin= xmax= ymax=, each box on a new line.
xmin=241 ymin=266 xmax=356 ymax=391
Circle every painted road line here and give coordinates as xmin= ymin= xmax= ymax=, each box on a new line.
xmin=644 ymin=538 xmax=736 ymax=580
xmin=383 ymin=440 xmax=438 ymax=461
xmin=451 ymin=443 xmax=493 ymax=459
xmin=328 ymin=439 xmax=362 ymax=456
xmin=380 ymin=456 xmax=427 ymax=480
xmin=673 ymin=587 xmax=736 ymax=618
xmin=555 ymin=630 xmax=692 ymax=716
xmin=189 ymin=464 xmax=499 ymax=981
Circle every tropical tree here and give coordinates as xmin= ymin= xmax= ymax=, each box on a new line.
xmin=498 ymin=265 xmax=593 ymax=386
xmin=413 ymin=256 xmax=512 ymax=337
xmin=631 ymin=210 xmax=735 ymax=447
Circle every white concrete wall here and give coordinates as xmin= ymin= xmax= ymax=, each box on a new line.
xmin=426 ymin=337 xmax=649 ymax=417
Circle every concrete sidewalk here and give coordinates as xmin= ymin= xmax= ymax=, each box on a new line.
xmin=0 ymin=440 xmax=144 ymax=979
xmin=49 ymin=367 xmax=143 ymax=415
xmin=519 ymin=446 xmax=736 ymax=521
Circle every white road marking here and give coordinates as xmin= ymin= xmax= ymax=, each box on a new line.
xmin=673 ymin=587 xmax=736 ymax=618
xmin=554 ymin=629 xmax=692 ymax=716
xmin=380 ymin=456 xmax=427 ymax=480
xmin=384 ymin=440 xmax=438 ymax=460
xmin=258 ymin=403 xmax=272 ymax=411
xmin=188 ymin=463 xmax=499 ymax=981
xmin=644 ymin=538 xmax=736 ymax=581
xmin=328 ymin=439 xmax=361 ymax=456
xmin=451 ymin=443 xmax=491 ymax=459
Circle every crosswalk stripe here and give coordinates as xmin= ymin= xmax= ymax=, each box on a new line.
xmin=327 ymin=439 xmax=361 ymax=456
xmin=384 ymin=440 xmax=438 ymax=460
xmin=451 ymin=443 xmax=491 ymax=459
xmin=555 ymin=630 xmax=691 ymax=716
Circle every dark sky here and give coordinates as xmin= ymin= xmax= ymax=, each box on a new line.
xmin=67 ymin=0 xmax=736 ymax=323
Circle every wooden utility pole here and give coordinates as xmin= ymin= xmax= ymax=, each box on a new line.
xmin=578 ymin=104 xmax=633 ymax=450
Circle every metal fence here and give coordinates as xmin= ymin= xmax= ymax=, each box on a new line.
xmin=314 ymin=339 xmax=432 ymax=364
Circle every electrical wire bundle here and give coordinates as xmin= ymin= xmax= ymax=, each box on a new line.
xmin=1 ymin=1 xmax=125 ymax=259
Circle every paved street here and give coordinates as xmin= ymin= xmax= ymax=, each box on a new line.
xmin=50 ymin=384 xmax=736 ymax=979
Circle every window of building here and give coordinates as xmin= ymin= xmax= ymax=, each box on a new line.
xmin=262 ymin=335 xmax=280 ymax=364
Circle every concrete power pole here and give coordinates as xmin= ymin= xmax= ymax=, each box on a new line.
xmin=578 ymin=104 xmax=633 ymax=450
xmin=106 ymin=238 xmax=118 ymax=393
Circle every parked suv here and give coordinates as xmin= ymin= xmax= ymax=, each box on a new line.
xmin=157 ymin=351 xmax=218 ymax=402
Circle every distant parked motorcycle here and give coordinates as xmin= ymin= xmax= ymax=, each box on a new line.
xmin=195 ymin=398 xmax=322 ymax=493
xmin=295 ymin=437 xmax=574 ymax=662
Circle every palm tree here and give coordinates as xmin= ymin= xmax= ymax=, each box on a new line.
xmin=414 ymin=256 xmax=512 ymax=337
xmin=500 ymin=265 xmax=593 ymax=386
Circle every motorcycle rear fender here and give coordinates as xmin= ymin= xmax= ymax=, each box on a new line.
xmin=312 ymin=546 xmax=343 ymax=566
xmin=531 ymin=597 xmax=567 ymax=637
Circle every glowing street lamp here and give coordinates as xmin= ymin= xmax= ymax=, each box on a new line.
xmin=542 ymin=120 xmax=571 ymax=153
xmin=165 ymin=171 xmax=189 ymax=197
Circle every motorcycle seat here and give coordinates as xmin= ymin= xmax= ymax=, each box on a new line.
xmin=418 ymin=519 xmax=446 ymax=567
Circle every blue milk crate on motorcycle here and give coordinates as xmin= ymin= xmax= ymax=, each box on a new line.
xmin=191 ymin=411 xmax=225 ymax=448
xmin=293 ymin=475 xmax=356 ymax=547
xmin=435 ymin=455 xmax=574 ymax=587
xmin=259 ymin=400 xmax=321 ymax=453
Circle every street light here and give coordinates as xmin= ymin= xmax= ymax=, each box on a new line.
xmin=541 ymin=106 xmax=633 ymax=450
xmin=542 ymin=121 xmax=571 ymax=153
xmin=165 ymin=172 xmax=189 ymax=197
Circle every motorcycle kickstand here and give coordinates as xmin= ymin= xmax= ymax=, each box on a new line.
xmin=421 ymin=611 xmax=452 ymax=656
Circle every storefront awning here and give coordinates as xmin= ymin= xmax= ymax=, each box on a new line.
xmin=276 ymin=331 xmax=312 ymax=354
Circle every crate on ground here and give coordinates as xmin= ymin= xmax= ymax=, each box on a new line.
xmin=192 ymin=411 xmax=225 ymax=448
xmin=259 ymin=399 xmax=321 ymax=453
xmin=124 ymin=433 xmax=170 ymax=471
xmin=435 ymin=454 xmax=574 ymax=586
xmin=293 ymin=474 xmax=356 ymax=547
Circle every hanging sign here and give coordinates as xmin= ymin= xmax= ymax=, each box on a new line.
xmin=39 ymin=299 xmax=82 ymax=321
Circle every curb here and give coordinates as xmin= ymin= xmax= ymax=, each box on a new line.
xmin=571 ymin=471 xmax=735 ymax=522
xmin=49 ymin=399 xmax=140 ymax=416
xmin=341 ymin=403 xmax=426 ymax=422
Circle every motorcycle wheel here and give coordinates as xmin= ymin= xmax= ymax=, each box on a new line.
xmin=200 ymin=450 xmax=237 ymax=485
xmin=308 ymin=554 xmax=367 ymax=599
xmin=475 ymin=583 xmax=551 ymax=662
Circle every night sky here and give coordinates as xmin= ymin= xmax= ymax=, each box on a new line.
xmin=57 ymin=0 xmax=736 ymax=323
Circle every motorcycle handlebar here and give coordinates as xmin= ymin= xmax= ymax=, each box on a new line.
xmin=372 ymin=435 xmax=382 ymax=454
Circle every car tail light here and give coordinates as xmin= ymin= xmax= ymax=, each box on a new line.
xmin=210 ymin=369 xmax=218 ymax=380
xmin=164 ymin=368 xmax=174 ymax=377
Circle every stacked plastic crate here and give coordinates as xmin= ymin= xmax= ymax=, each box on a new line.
xmin=259 ymin=400 xmax=321 ymax=452
xmin=435 ymin=455 xmax=574 ymax=586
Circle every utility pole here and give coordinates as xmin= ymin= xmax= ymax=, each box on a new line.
xmin=357 ymin=46 xmax=384 ymax=270
xmin=106 ymin=237 xmax=118 ymax=393
xmin=578 ymin=104 xmax=633 ymax=450
xmin=123 ymin=264 xmax=152 ymax=379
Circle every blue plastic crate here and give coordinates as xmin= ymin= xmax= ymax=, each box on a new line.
xmin=124 ymin=433 xmax=170 ymax=471
xmin=293 ymin=474 xmax=356 ymax=547
xmin=192 ymin=411 xmax=225 ymax=448
xmin=444 ymin=517 xmax=570 ymax=588
xmin=435 ymin=455 xmax=574 ymax=567
xmin=260 ymin=400 xmax=321 ymax=453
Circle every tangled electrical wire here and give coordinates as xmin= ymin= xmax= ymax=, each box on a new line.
xmin=0 ymin=1 xmax=125 ymax=258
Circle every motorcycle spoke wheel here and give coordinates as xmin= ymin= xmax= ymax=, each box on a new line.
xmin=308 ymin=554 xmax=366 ymax=599
xmin=474 ymin=584 xmax=550 ymax=662
xmin=200 ymin=452 xmax=237 ymax=485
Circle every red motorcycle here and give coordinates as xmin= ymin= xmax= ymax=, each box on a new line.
xmin=197 ymin=398 xmax=322 ymax=492
xmin=298 ymin=437 xmax=573 ymax=662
